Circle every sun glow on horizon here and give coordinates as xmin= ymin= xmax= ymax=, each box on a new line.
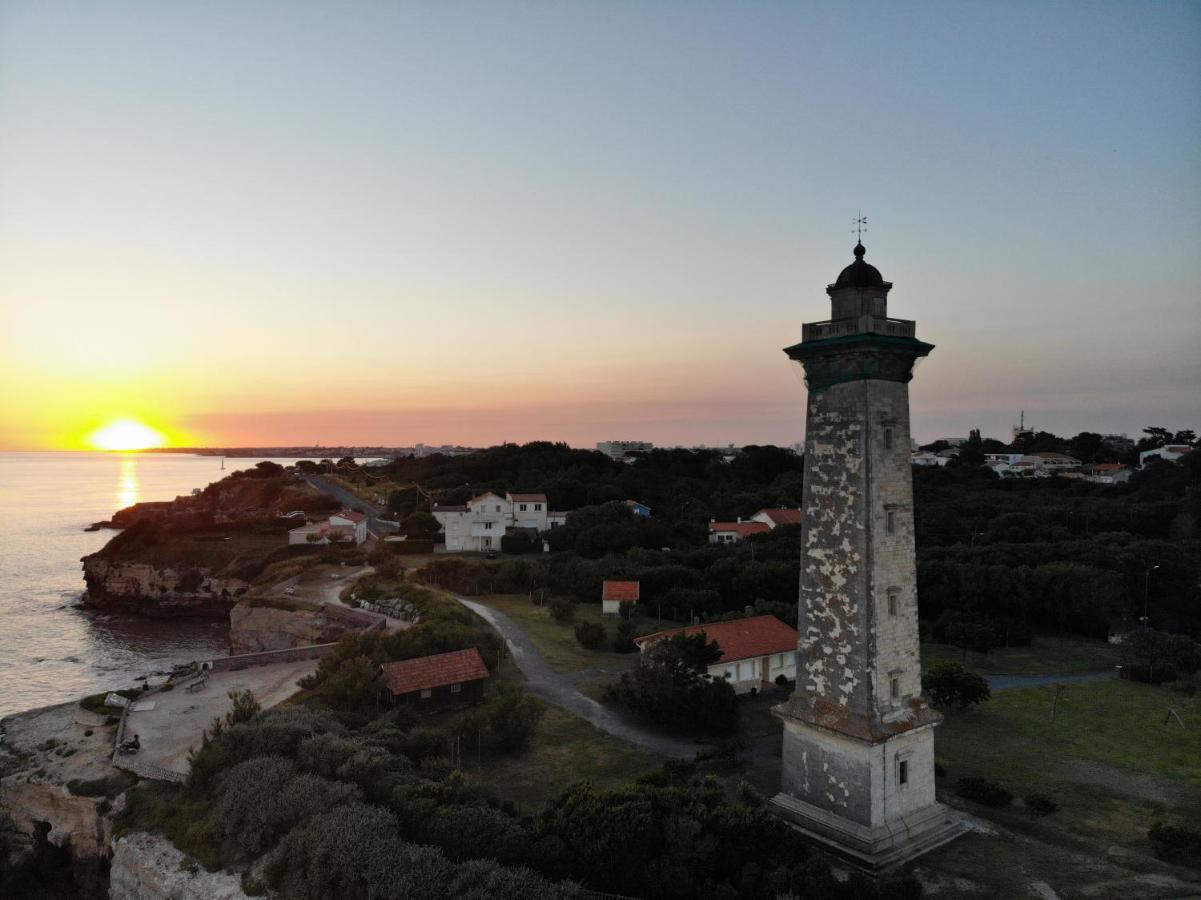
xmin=86 ymin=419 xmax=167 ymax=451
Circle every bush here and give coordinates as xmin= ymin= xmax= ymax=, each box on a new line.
xmin=66 ymin=772 xmax=133 ymax=798
xmin=1148 ymin=820 xmax=1201 ymax=864
xmin=573 ymin=621 xmax=606 ymax=649
xmin=548 ymin=597 xmax=575 ymax=623
xmin=1024 ymin=793 xmax=1059 ymax=817
xmin=922 ymin=663 xmax=991 ymax=710
xmin=955 ymin=777 xmax=1013 ymax=807
xmin=611 ymin=620 xmax=637 ymax=653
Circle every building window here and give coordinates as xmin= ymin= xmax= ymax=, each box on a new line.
xmin=886 ymin=510 xmax=896 ymax=533
xmin=484 ymin=522 xmax=492 ymax=530
xmin=519 ymin=503 xmax=527 ymax=511
xmin=535 ymin=503 xmax=542 ymax=511
xmin=450 ymin=683 xmax=462 ymax=694
xmin=890 ymin=676 xmax=900 ymax=699
xmin=898 ymin=759 xmax=909 ymax=786
xmin=884 ymin=428 xmax=894 ymax=450
xmin=495 ymin=505 xmax=501 ymax=512
xmin=887 ymin=589 xmax=898 ymax=616
xmin=420 ymin=689 xmax=432 ymax=700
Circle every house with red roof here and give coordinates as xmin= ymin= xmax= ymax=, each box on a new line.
xmin=287 ymin=509 xmax=369 ymax=545
xmin=750 ymin=508 xmax=803 ymax=529
xmin=379 ymin=647 xmax=490 ymax=707
xmin=601 ymin=580 xmax=640 ymax=616
xmin=708 ymin=519 xmax=771 ymax=545
xmin=634 ymin=614 xmax=798 ymax=694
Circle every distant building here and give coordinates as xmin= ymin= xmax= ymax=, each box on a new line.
xmin=379 ymin=648 xmax=489 ymax=707
xmin=602 ymin=580 xmax=640 ymax=616
xmin=1086 ymin=463 xmax=1133 ymax=485
xmin=624 ymin=499 xmax=652 ymax=518
xmin=750 ymin=508 xmax=803 ymax=529
xmin=432 ymin=492 xmax=568 ymax=552
xmin=633 ymin=614 xmax=798 ymax=694
xmin=597 ymin=440 xmax=653 ymax=461
xmin=708 ymin=519 xmax=771 ymax=544
xmin=288 ymin=509 xmax=368 ymax=545
xmin=1139 ymin=445 xmax=1192 ymax=467
xmin=911 ymin=450 xmax=949 ymax=467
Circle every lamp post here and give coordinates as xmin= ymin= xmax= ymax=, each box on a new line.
xmin=1141 ymin=565 xmax=1159 ymax=630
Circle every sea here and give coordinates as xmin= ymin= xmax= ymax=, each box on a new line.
xmin=0 ymin=452 xmax=307 ymax=718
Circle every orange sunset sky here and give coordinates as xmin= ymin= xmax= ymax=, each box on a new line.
xmin=1 ymin=3 xmax=1198 ymax=451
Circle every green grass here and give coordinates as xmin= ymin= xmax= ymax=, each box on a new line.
xmin=472 ymin=700 xmax=664 ymax=812
xmin=474 ymin=594 xmax=678 ymax=674
xmin=921 ymin=634 xmax=1122 ymax=676
xmin=921 ymin=678 xmax=1201 ymax=898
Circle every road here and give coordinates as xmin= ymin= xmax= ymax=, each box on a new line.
xmin=302 ymin=473 xmax=399 ymax=536
xmin=454 ymin=596 xmax=701 ymax=759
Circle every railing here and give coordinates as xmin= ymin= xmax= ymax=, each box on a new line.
xmin=802 ymin=316 xmax=916 ymax=342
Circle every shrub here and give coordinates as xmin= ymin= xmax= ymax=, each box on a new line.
xmin=611 ymin=620 xmax=637 ymax=653
xmin=423 ymin=804 xmax=527 ymax=864
xmin=213 ymin=756 xmax=361 ymax=857
xmin=1024 ymin=793 xmax=1059 ymax=817
xmin=66 ymin=772 xmax=133 ymax=798
xmin=922 ymin=663 xmax=991 ymax=710
xmin=955 ymin=777 xmax=1013 ymax=807
xmin=548 ymin=597 xmax=575 ymax=623
xmin=482 ymin=688 xmax=544 ymax=753
xmin=1148 ymin=821 xmax=1201 ymax=864
xmin=574 ymin=621 xmax=606 ymax=649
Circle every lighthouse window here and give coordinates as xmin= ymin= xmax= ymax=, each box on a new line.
xmin=887 ymin=589 xmax=898 ymax=616
xmin=898 ymin=759 xmax=909 ymax=786
xmin=890 ymin=676 xmax=900 ymax=699
xmin=884 ymin=428 xmax=894 ymax=450
xmin=886 ymin=510 xmax=896 ymax=533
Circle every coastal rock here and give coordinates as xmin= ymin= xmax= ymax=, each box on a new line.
xmin=109 ymin=832 xmax=250 ymax=900
xmin=229 ymin=601 xmax=363 ymax=654
xmin=82 ymin=558 xmax=246 ymax=618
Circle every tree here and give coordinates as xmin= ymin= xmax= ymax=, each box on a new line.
xmin=400 ymin=511 xmax=441 ymax=540
xmin=922 ymin=663 xmax=990 ymax=710
xmin=612 ymin=620 xmax=637 ymax=653
xmin=944 ymin=619 xmax=996 ymax=661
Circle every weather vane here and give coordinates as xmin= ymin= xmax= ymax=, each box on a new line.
xmin=853 ymin=212 xmax=867 ymax=242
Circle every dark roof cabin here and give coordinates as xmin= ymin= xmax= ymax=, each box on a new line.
xmin=379 ymin=647 xmax=489 ymax=707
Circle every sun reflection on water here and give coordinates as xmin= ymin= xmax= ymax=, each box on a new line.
xmin=117 ymin=457 xmax=139 ymax=509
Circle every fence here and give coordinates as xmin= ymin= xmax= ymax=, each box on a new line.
xmin=204 ymin=642 xmax=340 ymax=673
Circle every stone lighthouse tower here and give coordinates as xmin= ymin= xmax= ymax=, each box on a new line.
xmin=771 ymin=240 xmax=966 ymax=869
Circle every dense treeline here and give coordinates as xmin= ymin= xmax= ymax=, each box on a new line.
xmin=362 ymin=436 xmax=1201 ymax=641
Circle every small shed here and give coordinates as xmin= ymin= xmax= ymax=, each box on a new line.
xmin=379 ymin=647 xmax=489 ymax=707
xmin=602 ymin=580 xmax=640 ymax=616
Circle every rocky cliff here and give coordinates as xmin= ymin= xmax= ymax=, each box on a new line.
xmin=109 ymin=833 xmax=251 ymax=900
xmin=229 ymin=601 xmax=377 ymax=654
xmin=82 ymin=558 xmax=249 ymax=618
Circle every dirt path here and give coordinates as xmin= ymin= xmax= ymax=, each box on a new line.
xmin=454 ymin=596 xmax=700 ymax=759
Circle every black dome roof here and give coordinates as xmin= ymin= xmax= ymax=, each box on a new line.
xmin=833 ymin=242 xmax=885 ymax=289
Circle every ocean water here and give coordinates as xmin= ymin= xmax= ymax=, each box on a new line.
xmin=0 ymin=452 xmax=300 ymax=718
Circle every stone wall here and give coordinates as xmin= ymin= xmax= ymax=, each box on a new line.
xmin=205 ymin=642 xmax=337 ymax=673
xmin=109 ymin=832 xmax=250 ymax=900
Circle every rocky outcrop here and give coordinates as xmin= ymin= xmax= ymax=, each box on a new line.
xmin=82 ymin=558 xmax=247 ymax=618
xmin=229 ymin=601 xmax=365 ymax=654
xmin=109 ymin=832 xmax=250 ymax=900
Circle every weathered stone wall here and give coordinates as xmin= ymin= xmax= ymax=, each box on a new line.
xmin=780 ymin=718 xmax=873 ymax=824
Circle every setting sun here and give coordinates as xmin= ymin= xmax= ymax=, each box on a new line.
xmin=86 ymin=419 xmax=166 ymax=451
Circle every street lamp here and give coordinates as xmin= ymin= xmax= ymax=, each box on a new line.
xmin=1141 ymin=565 xmax=1160 ymax=630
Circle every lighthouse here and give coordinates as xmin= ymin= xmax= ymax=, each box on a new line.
xmin=771 ymin=239 xmax=967 ymax=869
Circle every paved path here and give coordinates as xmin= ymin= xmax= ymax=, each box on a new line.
xmin=454 ymin=596 xmax=700 ymax=759
xmin=302 ymin=474 xmax=399 ymax=536
xmin=987 ymin=670 xmax=1116 ymax=692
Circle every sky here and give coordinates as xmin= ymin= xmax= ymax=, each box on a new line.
xmin=1 ymin=1 xmax=1198 ymax=450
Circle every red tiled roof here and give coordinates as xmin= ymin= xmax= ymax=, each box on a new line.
xmin=467 ymin=492 xmax=505 ymax=505
xmin=634 ymin=615 xmax=797 ymax=664
xmin=757 ymin=508 xmax=802 ymax=526
xmin=709 ymin=521 xmax=771 ymax=537
xmin=334 ymin=510 xmax=366 ymax=523
xmin=602 ymin=580 xmax=640 ymax=602
xmin=380 ymin=648 xmax=490 ymax=696
xmin=1091 ymin=463 xmax=1125 ymax=472
xmin=508 ymin=493 xmax=547 ymax=502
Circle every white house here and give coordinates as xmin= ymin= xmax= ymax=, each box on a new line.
xmin=708 ymin=519 xmax=771 ymax=544
xmin=288 ymin=509 xmax=368 ymax=545
xmin=1086 ymin=463 xmax=1133 ymax=485
xmin=1140 ymin=445 xmax=1192 ymax=467
xmin=911 ymin=451 xmax=949 ymax=467
xmin=601 ymin=580 xmax=640 ymax=616
xmin=633 ymin=615 xmax=798 ymax=694
xmin=750 ymin=508 xmax=803 ymax=529
xmin=432 ymin=492 xmax=567 ymax=552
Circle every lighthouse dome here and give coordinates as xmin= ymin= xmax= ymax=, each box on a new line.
xmin=833 ymin=242 xmax=886 ymax=289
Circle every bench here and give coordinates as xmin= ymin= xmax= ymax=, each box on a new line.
xmin=185 ymin=673 xmax=209 ymax=693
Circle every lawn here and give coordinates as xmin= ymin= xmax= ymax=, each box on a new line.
xmin=472 ymin=594 xmax=681 ymax=674
xmin=921 ymin=633 xmax=1122 ymax=676
xmin=471 ymin=700 xmax=665 ymax=812
xmin=920 ymin=678 xmax=1201 ymax=898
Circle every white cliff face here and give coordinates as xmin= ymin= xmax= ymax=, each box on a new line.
xmin=109 ymin=833 xmax=250 ymax=900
